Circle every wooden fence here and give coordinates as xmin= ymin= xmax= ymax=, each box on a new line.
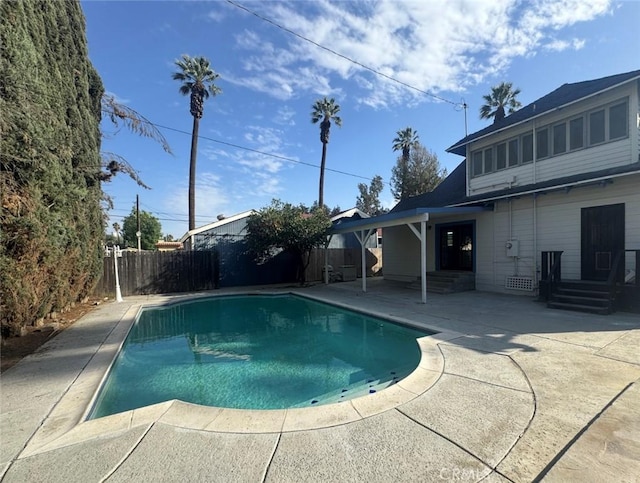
xmin=95 ymin=247 xmax=383 ymax=297
xmin=95 ymin=250 xmax=220 ymax=297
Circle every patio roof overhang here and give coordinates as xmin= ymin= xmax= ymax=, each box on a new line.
xmin=327 ymin=206 xmax=491 ymax=303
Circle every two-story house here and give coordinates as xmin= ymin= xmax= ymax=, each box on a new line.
xmin=330 ymin=69 xmax=640 ymax=312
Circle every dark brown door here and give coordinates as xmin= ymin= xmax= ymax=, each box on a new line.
xmin=581 ymin=203 xmax=624 ymax=281
xmin=438 ymin=223 xmax=474 ymax=271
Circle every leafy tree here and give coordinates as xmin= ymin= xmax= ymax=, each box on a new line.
xmin=390 ymin=143 xmax=447 ymax=200
xmin=311 ymin=97 xmax=342 ymax=209
xmin=480 ymin=81 xmax=522 ymax=123
xmin=122 ymin=207 xmax=162 ymax=250
xmin=356 ymin=175 xmax=387 ymax=216
xmin=246 ymin=200 xmax=331 ymax=285
xmin=308 ymin=201 xmax=341 ymax=217
xmin=172 ymin=54 xmax=221 ymax=231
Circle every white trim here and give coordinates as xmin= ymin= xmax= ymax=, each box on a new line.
xmin=452 ymin=169 xmax=640 ymax=206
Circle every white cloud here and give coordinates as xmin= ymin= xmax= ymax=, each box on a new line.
xmin=544 ymin=38 xmax=586 ymax=51
xmin=227 ymin=0 xmax=612 ymax=107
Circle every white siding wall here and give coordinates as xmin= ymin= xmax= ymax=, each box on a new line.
xmin=383 ymin=174 xmax=640 ymax=293
xmin=382 ymin=225 xmax=421 ymax=282
xmin=467 ymin=81 xmax=639 ymax=195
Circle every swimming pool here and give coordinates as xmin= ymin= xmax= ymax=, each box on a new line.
xmin=88 ymin=294 xmax=434 ymax=419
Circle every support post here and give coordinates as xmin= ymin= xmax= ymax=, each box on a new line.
xmin=407 ymin=219 xmax=428 ymax=304
xmin=113 ymin=245 xmax=123 ymax=302
xmin=354 ymin=229 xmax=376 ymax=293
xmin=420 ymin=221 xmax=427 ymax=304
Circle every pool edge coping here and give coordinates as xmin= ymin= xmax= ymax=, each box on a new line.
xmin=19 ymin=290 xmax=461 ymax=458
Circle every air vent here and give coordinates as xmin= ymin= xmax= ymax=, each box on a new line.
xmin=505 ymin=276 xmax=534 ymax=291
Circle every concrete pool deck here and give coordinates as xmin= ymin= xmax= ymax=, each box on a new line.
xmin=1 ymin=279 xmax=639 ymax=482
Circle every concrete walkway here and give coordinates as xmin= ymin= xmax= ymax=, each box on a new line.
xmin=1 ymin=279 xmax=639 ymax=482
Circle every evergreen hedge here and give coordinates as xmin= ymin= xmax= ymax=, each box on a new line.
xmin=1 ymin=0 xmax=105 ymax=336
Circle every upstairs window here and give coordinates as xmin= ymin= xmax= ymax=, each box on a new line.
xmin=609 ymin=102 xmax=628 ymax=140
xmin=553 ymin=123 xmax=567 ymax=155
xmin=536 ymin=127 xmax=549 ymax=159
xmin=496 ymin=143 xmax=507 ymax=170
xmin=472 ymin=151 xmax=483 ymax=176
xmin=569 ymin=117 xmax=584 ymax=150
xmin=589 ymin=109 xmax=605 ymax=145
xmin=522 ymin=133 xmax=533 ymax=163
xmin=508 ymin=139 xmax=519 ymax=166
xmin=483 ymin=147 xmax=493 ymax=173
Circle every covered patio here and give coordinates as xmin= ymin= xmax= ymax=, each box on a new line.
xmin=327 ymin=206 xmax=490 ymax=303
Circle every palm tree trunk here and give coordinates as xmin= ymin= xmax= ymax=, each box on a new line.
xmin=318 ymin=141 xmax=328 ymax=208
xmin=189 ymin=116 xmax=199 ymax=231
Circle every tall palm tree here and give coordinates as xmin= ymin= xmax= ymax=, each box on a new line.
xmin=311 ymin=97 xmax=342 ymax=209
xmin=392 ymin=127 xmax=419 ymax=200
xmin=479 ymin=82 xmax=521 ymax=124
xmin=172 ymin=55 xmax=221 ymax=230
xmin=112 ymin=222 xmax=121 ymax=245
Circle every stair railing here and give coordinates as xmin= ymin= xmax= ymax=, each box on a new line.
xmin=605 ymin=250 xmax=625 ymax=310
xmin=539 ymin=251 xmax=563 ymax=302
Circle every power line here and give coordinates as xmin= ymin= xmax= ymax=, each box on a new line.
xmin=226 ymin=0 xmax=461 ymax=107
xmin=151 ymin=121 xmax=374 ymax=182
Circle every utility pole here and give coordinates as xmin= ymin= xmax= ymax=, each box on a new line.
xmin=136 ymin=194 xmax=141 ymax=251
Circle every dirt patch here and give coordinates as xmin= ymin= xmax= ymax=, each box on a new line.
xmin=0 ymin=297 xmax=103 ymax=373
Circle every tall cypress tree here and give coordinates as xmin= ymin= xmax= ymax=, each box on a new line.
xmin=0 ymin=0 xmax=105 ymax=335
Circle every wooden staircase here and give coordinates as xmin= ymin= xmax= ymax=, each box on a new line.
xmin=407 ymin=271 xmax=475 ymax=294
xmin=547 ymin=280 xmax=617 ymax=315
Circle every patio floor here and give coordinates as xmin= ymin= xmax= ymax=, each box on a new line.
xmin=1 ymin=278 xmax=639 ymax=482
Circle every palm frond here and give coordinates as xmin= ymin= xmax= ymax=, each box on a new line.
xmin=99 ymin=152 xmax=151 ymax=189
xmin=102 ymin=95 xmax=173 ymax=154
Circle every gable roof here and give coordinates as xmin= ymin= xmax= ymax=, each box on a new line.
xmin=447 ymin=69 xmax=640 ymax=156
xmin=179 ymin=210 xmax=255 ymax=242
xmin=331 ymin=207 xmax=370 ymax=222
xmin=390 ymin=160 xmax=467 ymax=212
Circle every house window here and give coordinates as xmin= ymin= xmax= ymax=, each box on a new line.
xmin=609 ymin=102 xmax=628 ymax=140
xmin=496 ymin=143 xmax=507 ymax=170
xmin=569 ymin=117 xmax=584 ymax=150
xmin=536 ymin=127 xmax=549 ymax=159
xmin=483 ymin=148 xmax=493 ymax=173
xmin=589 ymin=109 xmax=605 ymax=145
xmin=522 ymin=133 xmax=533 ymax=163
xmin=553 ymin=123 xmax=566 ymax=155
xmin=472 ymin=151 xmax=483 ymax=176
xmin=508 ymin=139 xmax=519 ymax=166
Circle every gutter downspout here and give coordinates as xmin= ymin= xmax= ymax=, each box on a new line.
xmin=532 ymin=117 xmax=538 ymax=286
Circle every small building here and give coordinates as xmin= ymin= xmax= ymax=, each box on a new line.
xmin=179 ymin=210 xmax=297 ymax=287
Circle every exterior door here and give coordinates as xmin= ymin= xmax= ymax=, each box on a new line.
xmin=438 ymin=223 xmax=474 ymax=271
xmin=581 ymin=203 xmax=624 ymax=281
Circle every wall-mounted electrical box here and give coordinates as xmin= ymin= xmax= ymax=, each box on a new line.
xmin=506 ymin=240 xmax=519 ymax=257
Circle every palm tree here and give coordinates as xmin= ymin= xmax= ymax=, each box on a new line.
xmin=392 ymin=127 xmax=419 ymax=200
xmin=311 ymin=97 xmax=342 ymax=209
xmin=480 ymin=82 xmax=521 ymax=124
xmin=172 ymin=54 xmax=221 ymax=230
xmin=112 ymin=222 xmax=121 ymax=245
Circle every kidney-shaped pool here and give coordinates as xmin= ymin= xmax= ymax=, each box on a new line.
xmin=88 ymin=294 xmax=435 ymax=419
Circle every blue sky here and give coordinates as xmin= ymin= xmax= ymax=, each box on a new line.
xmin=82 ymin=0 xmax=639 ymax=239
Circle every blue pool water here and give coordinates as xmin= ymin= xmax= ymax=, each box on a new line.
xmin=88 ymin=294 xmax=434 ymax=418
